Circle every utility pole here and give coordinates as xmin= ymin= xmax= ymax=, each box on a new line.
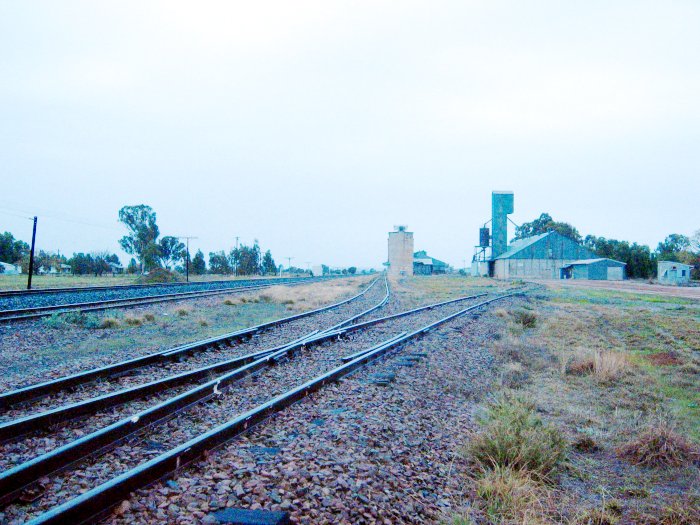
xmin=27 ymin=216 xmax=37 ymax=290
xmin=176 ymin=236 xmax=198 ymax=283
xmin=234 ymin=236 xmax=239 ymax=277
xmin=286 ymin=256 xmax=294 ymax=276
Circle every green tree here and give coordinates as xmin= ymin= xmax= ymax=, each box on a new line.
xmin=0 ymin=232 xmax=29 ymax=264
xmin=126 ymin=258 xmax=139 ymax=274
xmin=191 ymin=250 xmax=206 ymax=275
xmin=348 ymin=266 xmax=357 ymax=274
xmin=118 ymin=205 xmax=160 ymax=273
xmin=261 ymin=250 xmax=276 ymax=275
xmin=208 ymin=251 xmax=232 ymax=274
xmin=584 ymin=236 xmax=655 ymax=279
xmin=230 ymin=241 xmax=262 ymax=276
xmin=514 ymin=213 xmax=582 ymax=243
xmin=158 ymin=236 xmax=185 ymax=270
xmin=656 ymin=234 xmax=691 ymax=261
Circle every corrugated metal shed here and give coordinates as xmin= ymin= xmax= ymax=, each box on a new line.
xmin=562 ymin=258 xmax=626 ymax=280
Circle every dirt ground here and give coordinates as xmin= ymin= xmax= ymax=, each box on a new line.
xmin=539 ymin=278 xmax=700 ymax=300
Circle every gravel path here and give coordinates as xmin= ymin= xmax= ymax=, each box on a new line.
xmin=0 ymin=290 xmax=506 ymax=524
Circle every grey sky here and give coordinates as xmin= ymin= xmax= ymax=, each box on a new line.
xmin=1 ymin=1 xmax=698 ymax=269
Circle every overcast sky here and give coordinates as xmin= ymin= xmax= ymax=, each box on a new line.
xmin=1 ymin=1 xmax=698 ymax=269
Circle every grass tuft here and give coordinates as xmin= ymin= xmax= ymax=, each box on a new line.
xmin=99 ymin=317 xmax=120 ymax=329
xmin=617 ymin=423 xmax=699 ymax=468
xmin=123 ymin=316 xmax=142 ymax=326
xmin=197 ymin=318 xmax=209 ymax=327
xmin=176 ymin=308 xmax=190 ymax=317
xmin=475 ymin=465 xmax=551 ymax=524
xmin=463 ymin=395 xmax=566 ymax=481
xmin=574 ymin=508 xmax=620 ymax=525
xmin=142 ymin=313 xmax=155 ymax=322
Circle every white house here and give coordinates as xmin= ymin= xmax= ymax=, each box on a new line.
xmin=0 ymin=262 xmax=22 ymax=275
xmin=658 ymin=260 xmax=692 ymax=286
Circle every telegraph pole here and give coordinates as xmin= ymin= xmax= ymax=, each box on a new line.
xmin=286 ymin=256 xmax=294 ymax=276
xmin=234 ymin=236 xmax=239 ymax=277
xmin=176 ymin=236 xmax=198 ymax=283
xmin=27 ymin=216 xmax=37 ymax=290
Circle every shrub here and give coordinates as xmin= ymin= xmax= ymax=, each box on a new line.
xmin=99 ymin=317 xmax=120 ymax=329
xmin=142 ymin=313 xmax=156 ymax=322
xmin=43 ymin=311 xmax=100 ymax=329
xmin=512 ymin=309 xmax=537 ymax=328
xmin=464 ymin=395 xmax=566 ymax=480
xmin=176 ymin=308 xmax=190 ymax=317
xmin=123 ymin=316 xmax=142 ymax=326
xmin=617 ymin=424 xmax=699 ymax=467
xmin=136 ymin=268 xmax=184 ymax=284
xmin=197 ymin=318 xmax=209 ymax=327
xmin=223 ymin=299 xmax=237 ymax=306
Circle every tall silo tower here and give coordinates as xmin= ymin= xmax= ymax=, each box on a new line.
xmin=388 ymin=226 xmax=414 ymax=276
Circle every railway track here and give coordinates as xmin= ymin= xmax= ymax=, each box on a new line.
xmin=0 ymin=277 xmax=319 ymax=298
xmin=0 ymin=276 xmax=327 ymax=323
xmin=0 ymin=282 xmax=523 ymax=524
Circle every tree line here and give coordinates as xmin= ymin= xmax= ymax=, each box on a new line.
xmin=514 ymin=213 xmax=700 ymax=279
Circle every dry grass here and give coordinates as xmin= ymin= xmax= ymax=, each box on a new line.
xmin=99 ymin=317 xmax=120 ymax=329
xmin=574 ymin=508 xmax=620 ymax=525
xmin=561 ymin=348 xmax=630 ymax=383
xmin=175 ymin=308 xmax=191 ymax=317
xmin=244 ymin=277 xmax=369 ymax=312
xmin=617 ymin=423 xmax=700 ymax=467
xmin=142 ymin=313 xmax=156 ymax=322
xmin=474 ymin=466 xmax=554 ymax=524
xmin=123 ymin=316 xmax=142 ymax=326
xmin=197 ymin=318 xmax=209 ymax=327
xmin=632 ymin=498 xmax=700 ymax=525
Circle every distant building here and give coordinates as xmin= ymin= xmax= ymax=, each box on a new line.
xmin=387 ymin=226 xmax=414 ymax=276
xmin=311 ymin=265 xmax=324 ymax=277
xmin=472 ymin=191 xmax=626 ymax=281
xmin=658 ymin=260 xmax=692 ymax=286
xmin=0 ymin=262 xmax=22 ymax=275
xmin=413 ymin=251 xmax=448 ymax=275
xmin=108 ymin=262 xmax=124 ymax=275
xmin=561 ymin=258 xmax=626 ymax=281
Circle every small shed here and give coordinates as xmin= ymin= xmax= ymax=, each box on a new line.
xmin=658 ymin=260 xmax=692 ymax=286
xmin=561 ymin=258 xmax=626 ymax=281
xmin=413 ymin=251 xmax=448 ymax=275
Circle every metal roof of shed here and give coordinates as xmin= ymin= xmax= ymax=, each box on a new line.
xmin=563 ymin=258 xmax=626 ymax=267
xmin=494 ymin=232 xmax=552 ymax=260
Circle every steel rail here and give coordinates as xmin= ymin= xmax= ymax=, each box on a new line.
xmin=0 ymin=285 xmax=483 ymax=439
xmin=0 ymin=277 xmax=326 ymax=323
xmin=0 ymin=278 xmax=382 ymax=408
xmin=23 ymin=291 xmax=522 ymax=525
xmin=0 ymin=276 xmax=334 ymax=298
